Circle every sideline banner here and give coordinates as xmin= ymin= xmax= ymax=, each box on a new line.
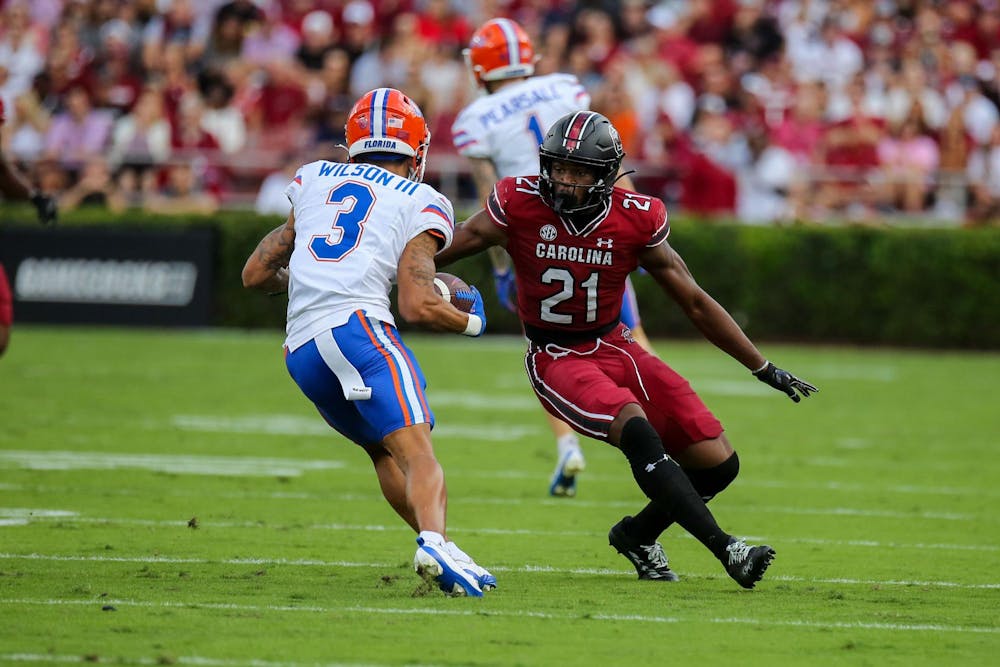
xmin=0 ymin=226 xmax=216 ymax=326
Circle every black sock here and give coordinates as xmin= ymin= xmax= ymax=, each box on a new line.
xmin=618 ymin=417 xmax=731 ymax=559
xmin=630 ymin=452 xmax=741 ymax=545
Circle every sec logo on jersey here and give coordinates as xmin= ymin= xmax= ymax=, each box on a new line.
xmin=540 ymin=225 xmax=557 ymax=241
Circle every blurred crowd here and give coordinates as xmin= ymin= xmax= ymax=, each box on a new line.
xmin=1 ymin=0 xmax=998 ymax=225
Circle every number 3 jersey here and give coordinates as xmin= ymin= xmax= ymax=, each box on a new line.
xmin=451 ymin=73 xmax=590 ymax=179
xmin=486 ymin=176 xmax=669 ymax=334
xmin=282 ymin=160 xmax=455 ymax=351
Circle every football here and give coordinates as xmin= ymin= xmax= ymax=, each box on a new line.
xmin=433 ymin=272 xmax=475 ymax=313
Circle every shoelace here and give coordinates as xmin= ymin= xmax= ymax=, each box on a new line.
xmin=726 ymin=539 xmax=752 ymax=565
xmin=641 ymin=542 xmax=669 ymax=569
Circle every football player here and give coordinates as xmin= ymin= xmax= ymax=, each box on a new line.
xmin=0 ymin=96 xmax=58 ymax=356
xmin=452 ymin=18 xmax=653 ymax=497
xmin=438 ymin=111 xmax=818 ymax=589
xmin=242 ymin=88 xmax=494 ymax=597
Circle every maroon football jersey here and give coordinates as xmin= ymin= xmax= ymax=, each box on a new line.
xmin=486 ymin=176 xmax=669 ymax=333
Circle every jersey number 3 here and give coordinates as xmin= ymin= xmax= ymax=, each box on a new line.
xmin=310 ymin=181 xmax=376 ymax=262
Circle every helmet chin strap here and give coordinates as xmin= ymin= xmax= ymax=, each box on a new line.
xmin=614 ymin=169 xmax=636 ymax=184
xmin=559 ymin=197 xmax=611 ymax=234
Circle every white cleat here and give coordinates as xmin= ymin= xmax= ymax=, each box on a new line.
xmin=414 ymin=536 xmax=484 ymax=597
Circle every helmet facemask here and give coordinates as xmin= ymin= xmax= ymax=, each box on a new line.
xmin=538 ymin=112 xmax=624 ymax=217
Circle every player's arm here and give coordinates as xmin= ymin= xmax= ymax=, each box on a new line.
xmin=241 ymin=211 xmax=295 ymax=294
xmin=397 ymin=231 xmax=485 ymax=336
xmin=641 ymin=242 xmax=817 ymax=401
xmin=0 ymin=152 xmax=57 ymax=225
xmin=468 ymin=157 xmax=512 ymax=274
xmin=641 ymin=241 xmax=766 ymax=369
xmin=435 ymin=208 xmax=508 ymax=268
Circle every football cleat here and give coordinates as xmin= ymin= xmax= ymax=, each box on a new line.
xmin=608 ymin=516 xmax=679 ymax=581
xmin=444 ymin=541 xmax=497 ymax=592
xmin=414 ymin=536 xmax=484 ymax=597
xmin=723 ymin=537 xmax=775 ymax=589
xmin=549 ymin=449 xmax=585 ymax=497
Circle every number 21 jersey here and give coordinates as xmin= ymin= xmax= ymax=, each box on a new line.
xmin=485 ymin=176 xmax=669 ymax=334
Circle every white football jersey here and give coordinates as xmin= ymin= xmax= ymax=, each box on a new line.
xmin=451 ymin=73 xmax=591 ymax=179
xmin=282 ymin=160 xmax=455 ymax=351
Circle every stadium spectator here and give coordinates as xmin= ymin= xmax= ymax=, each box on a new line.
xmin=241 ymin=87 xmax=494 ymax=598
xmin=57 ymin=155 xmax=126 ymax=213
xmin=42 ymin=85 xmax=114 ymax=173
xmin=294 ymin=10 xmax=337 ymax=72
xmin=340 ymin=1 xmax=379 ymax=64
xmin=143 ymin=162 xmax=218 ymax=216
xmin=4 ymin=90 xmax=50 ymax=162
xmin=877 ymin=114 xmax=941 ymax=214
xmin=197 ymin=70 xmax=246 ymax=154
xmin=107 ymin=87 xmax=172 ymax=169
xmin=90 ymin=20 xmax=144 ymax=115
xmin=0 ymin=2 xmax=46 ymax=101
xmin=253 ymin=150 xmax=298 ymax=217
xmin=967 ymin=123 xmax=1000 ymax=224
xmin=437 ymin=110 xmax=816 ymax=587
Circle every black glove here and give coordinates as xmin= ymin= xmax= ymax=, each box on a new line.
xmin=752 ymin=361 xmax=818 ymax=403
xmin=31 ymin=192 xmax=58 ymax=226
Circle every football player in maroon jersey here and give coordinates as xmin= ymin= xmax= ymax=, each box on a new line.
xmin=1 ymin=97 xmax=58 ymax=356
xmin=437 ymin=110 xmax=817 ymax=589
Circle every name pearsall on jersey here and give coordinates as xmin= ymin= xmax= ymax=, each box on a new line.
xmin=486 ymin=176 xmax=669 ymax=333
xmin=451 ymin=73 xmax=590 ymax=179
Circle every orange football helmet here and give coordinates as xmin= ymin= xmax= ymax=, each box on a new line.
xmin=345 ymin=87 xmax=430 ymax=182
xmin=465 ymin=18 xmax=536 ymax=86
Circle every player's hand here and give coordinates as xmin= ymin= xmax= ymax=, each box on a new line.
xmin=492 ymin=268 xmax=517 ymax=313
xmin=458 ymin=285 xmax=487 ymax=337
xmin=752 ymin=362 xmax=818 ymax=402
xmin=31 ymin=193 xmax=58 ymax=226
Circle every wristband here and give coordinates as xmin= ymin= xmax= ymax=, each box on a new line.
xmin=462 ymin=314 xmax=483 ymax=337
xmin=752 ymin=360 xmax=770 ymax=374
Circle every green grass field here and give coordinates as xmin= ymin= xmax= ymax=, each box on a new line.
xmin=1 ymin=326 xmax=998 ymax=666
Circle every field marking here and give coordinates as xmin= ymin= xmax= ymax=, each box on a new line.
xmin=6 ymin=475 xmax=999 ymax=499
xmin=0 ymin=450 xmax=345 ymax=477
xmin=0 ymin=654 xmax=387 ymax=667
xmin=1 ymin=598 xmax=995 ymax=635
xmin=2 ymin=553 xmax=997 ymax=590
xmin=169 ymin=414 xmax=542 ymax=441
xmin=0 ymin=462 xmax=1000 ymax=505
xmin=2 ymin=513 xmax=997 ymax=554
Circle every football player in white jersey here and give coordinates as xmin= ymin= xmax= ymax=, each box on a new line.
xmin=242 ymin=87 xmax=494 ymax=598
xmin=452 ymin=18 xmax=654 ymax=497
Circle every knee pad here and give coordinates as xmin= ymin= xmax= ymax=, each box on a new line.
xmin=684 ymin=452 xmax=739 ymax=502
xmin=619 ymin=416 xmax=666 ymax=465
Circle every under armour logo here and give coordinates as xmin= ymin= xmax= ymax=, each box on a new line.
xmin=644 ymin=454 xmax=670 ymax=473
xmin=596 ymin=238 xmax=613 ymax=248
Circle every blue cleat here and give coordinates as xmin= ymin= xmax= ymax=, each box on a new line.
xmin=445 ymin=541 xmax=496 ymax=592
xmin=414 ymin=536 xmax=484 ymax=597
xmin=548 ymin=449 xmax=585 ymax=497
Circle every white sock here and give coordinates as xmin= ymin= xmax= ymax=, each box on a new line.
xmin=418 ymin=530 xmax=445 ymax=546
xmin=556 ymin=433 xmax=581 ymax=460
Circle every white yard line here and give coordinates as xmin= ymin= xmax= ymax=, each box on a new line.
xmin=1 ymin=553 xmax=996 ymax=590
xmin=0 ymin=598 xmax=995 ymax=634
xmin=0 ymin=654 xmax=389 ymax=667
xmin=0 ymin=450 xmax=344 ymax=477
xmin=2 ymin=513 xmax=996 ymax=552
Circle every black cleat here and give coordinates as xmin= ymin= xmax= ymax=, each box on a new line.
xmin=608 ymin=516 xmax=680 ymax=582
xmin=723 ymin=537 xmax=775 ymax=589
